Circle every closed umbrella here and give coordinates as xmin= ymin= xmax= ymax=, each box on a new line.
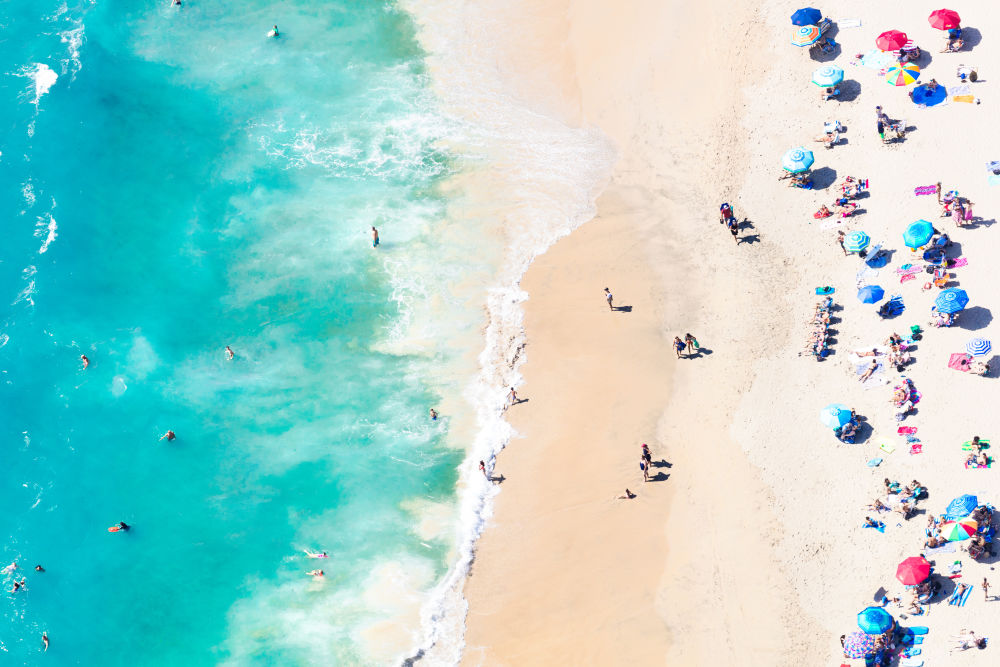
xmin=940 ymin=519 xmax=978 ymax=541
xmin=791 ymin=7 xmax=823 ymax=26
xmin=946 ymin=494 xmax=979 ymax=517
xmin=876 ymin=30 xmax=909 ymax=51
xmin=842 ymin=631 xmax=879 ymax=659
xmin=903 ymin=220 xmax=934 ymax=249
xmin=844 ymin=230 xmax=870 ymax=252
xmin=858 ymin=285 xmax=885 ymax=304
xmin=792 ymin=25 xmax=822 ymax=47
xmin=886 ymin=63 xmax=920 ymax=86
xmin=928 ymin=9 xmax=961 ymax=30
xmin=819 ymin=403 xmax=852 ymax=429
xmin=782 ymin=147 xmax=814 ymax=173
xmin=967 ymin=338 xmax=992 ymax=357
xmin=812 ymin=65 xmax=844 ymax=87
xmin=857 ymin=606 xmax=894 ymax=634
xmin=936 ymin=288 xmax=969 ymax=314
xmin=896 ymin=556 xmax=931 ymax=585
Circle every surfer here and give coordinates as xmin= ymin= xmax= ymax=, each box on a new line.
xmin=268 ymin=25 xmax=279 ymax=38
xmin=303 ymin=550 xmax=328 ymax=559
xmin=307 ymin=569 xmax=324 ymax=577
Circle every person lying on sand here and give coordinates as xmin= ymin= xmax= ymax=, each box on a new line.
xmin=966 ymin=451 xmax=990 ymax=467
xmin=859 ymin=359 xmax=880 ymax=382
xmin=894 ymin=502 xmax=915 ymax=520
xmin=925 ymin=535 xmax=944 ymax=549
xmin=867 ymin=498 xmax=890 ymax=512
xmin=950 ymin=629 xmax=986 ymax=652
xmin=617 ymin=489 xmax=636 ymax=500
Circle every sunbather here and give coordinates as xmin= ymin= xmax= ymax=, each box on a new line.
xmin=925 ymin=535 xmax=944 ymax=549
xmin=864 ymin=516 xmax=881 ymax=528
xmin=815 ymin=204 xmax=832 ymax=219
xmin=859 ymin=359 xmax=880 ymax=382
xmin=814 ymin=130 xmax=840 ymax=148
xmin=895 ymin=502 xmax=915 ymax=520
xmin=867 ymin=498 xmax=889 ymax=512
xmin=820 ymin=86 xmax=839 ymax=101
xmin=951 ymin=629 xmax=986 ymax=651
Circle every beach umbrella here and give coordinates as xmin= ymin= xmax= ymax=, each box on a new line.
xmin=876 ymin=30 xmax=909 ymax=51
xmin=819 ymin=403 xmax=852 ymax=429
xmin=812 ymin=65 xmax=844 ymax=87
xmin=946 ymin=494 xmax=979 ymax=517
xmin=782 ymin=147 xmax=814 ymax=173
xmin=857 ymin=606 xmax=894 ymax=634
xmin=896 ymin=556 xmax=931 ymax=585
xmin=842 ymin=631 xmax=879 ymax=659
xmin=928 ymin=9 xmax=961 ymax=30
xmin=791 ymin=25 xmax=822 ymax=47
xmin=858 ymin=285 xmax=885 ymax=304
xmin=791 ymin=7 xmax=823 ymax=26
xmin=844 ymin=230 xmax=870 ymax=253
xmin=903 ymin=219 xmax=934 ymax=249
xmin=940 ymin=519 xmax=978 ymax=541
xmin=967 ymin=338 xmax=992 ymax=357
xmin=886 ymin=63 xmax=920 ymax=87
xmin=936 ymin=288 xmax=969 ymax=314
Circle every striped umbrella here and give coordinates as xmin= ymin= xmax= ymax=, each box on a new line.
xmin=940 ymin=519 xmax=978 ymax=541
xmin=929 ymin=9 xmax=961 ymax=30
xmin=792 ymin=24 xmax=821 ymax=47
xmin=946 ymin=494 xmax=979 ymax=517
xmin=857 ymin=606 xmax=894 ymax=634
xmin=886 ymin=63 xmax=920 ymax=86
xmin=967 ymin=337 xmax=992 ymax=357
xmin=876 ymin=30 xmax=909 ymax=51
xmin=819 ymin=403 xmax=853 ymax=429
xmin=844 ymin=230 xmax=870 ymax=252
xmin=812 ymin=65 xmax=844 ymax=87
xmin=782 ymin=147 xmax=814 ymax=173
xmin=842 ymin=631 xmax=879 ymax=659
xmin=903 ymin=219 xmax=934 ymax=249
xmin=936 ymin=288 xmax=969 ymax=314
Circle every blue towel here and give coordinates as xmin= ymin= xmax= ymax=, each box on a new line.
xmin=960 ymin=584 xmax=976 ymax=606
xmin=904 ymin=647 xmax=921 ymax=657
xmin=864 ymin=521 xmax=885 ymax=533
xmin=867 ymin=457 xmax=883 ymax=467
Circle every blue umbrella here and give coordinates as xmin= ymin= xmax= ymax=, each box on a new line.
xmin=791 ymin=7 xmax=822 ymax=26
xmin=946 ymin=494 xmax=979 ymax=518
xmin=858 ymin=285 xmax=885 ymax=304
xmin=819 ymin=403 xmax=852 ymax=429
xmin=857 ymin=606 xmax=894 ymax=634
xmin=782 ymin=147 xmax=814 ymax=173
xmin=967 ymin=337 xmax=992 ymax=356
xmin=903 ymin=219 xmax=935 ymax=249
xmin=812 ymin=65 xmax=844 ymax=87
xmin=912 ymin=83 xmax=949 ymax=107
xmin=936 ymin=288 xmax=969 ymax=314
xmin=844 ymin=230 xmax=870 ymax=252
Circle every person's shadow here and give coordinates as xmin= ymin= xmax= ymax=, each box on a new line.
xmin=612 ymin=305 xmax=633 ymax=312
xmin=488 ymin=474 xmax=506 ymax=485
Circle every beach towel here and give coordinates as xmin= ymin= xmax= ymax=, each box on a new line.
xmin=867 ymin=457 xmax=883 ymax=468
xmin=900 ymin=273 xmax=917 ymax=283
xmin=962 ymin=439 xmax=991 ymax=450
xmin=819 ymin=219 xmax=844 ymax=231
xmin=949 ymin=352 xmax=973 ymax=372
xmin=898 ymin=426 xmax=917 ymax=435
xmin=880 ymin=441 xmax=896 ymax=454
xmin=909 ymin=443 xmax=923 ymax=455
xmin=960 ymin=584 xmax=975 ymax=606
xmin=988 ymin=161 xmax=1000 ymax=186
xmin=924 ymin=541 xmax=957 ymax=556
xmin=951 ymin=257 xmax=968 ymax=268
xmin=914 ymin=185 xmax=938 ymax=196
xmin=815 ymin=286 xmax=835 ymax=295
xmin=900 ymin=660 xmax=923 ymax=667
xmin=864 ymin=521 xmax=885 ymax=533
xmin=837 ymin=18 xmax=861 ymax=27
xmin=965 ymin=459 xmax=993 ymax=469
xmin=903 ymin=647 xmax=921 ymax=657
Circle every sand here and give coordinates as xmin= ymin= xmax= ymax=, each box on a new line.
xmin=455 ymin=0 xmax=1000 ymax=665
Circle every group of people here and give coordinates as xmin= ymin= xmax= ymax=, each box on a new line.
xmin=803 ymin=296 xmax=834 ymax=359
xmin=965 ymin=436 xmax=992 ymax=469
xmin=939 ymin=187 xmax=975 ymax=227
xmin=890 ymin=377 xmax=918 ymax=421
xmin=673 ymin=334 xmax=699 ymax=359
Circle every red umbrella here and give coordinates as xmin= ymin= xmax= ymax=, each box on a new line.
xmin=896 ymin=556 xmax=931 ymax=585
xmin=876 ymin=30 xmax=909 ymax=51
xmin=928 ymin=9 xmax=961 ymax=30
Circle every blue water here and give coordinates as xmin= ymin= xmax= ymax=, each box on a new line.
xmin=0 ymin=1 xmax=468 ymax=663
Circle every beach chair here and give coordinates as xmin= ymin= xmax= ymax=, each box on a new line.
xmin=879 ymin=295 xmax=905 ymax=319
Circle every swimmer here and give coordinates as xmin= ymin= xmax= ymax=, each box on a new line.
xmin=225 ymin=345 xmax=234 ymax=361
xmin=303 ymin=550 xmax=328 ymax=559
xmin=118 ymin=521 xmax=130 ymax=531
xmin=81 ymin=354 xmax=89 ymax=369
xmin=34 ymin=565 xmax=44 ymax=572
xmin=2 ymin=562 xmax=17 ymax=574
xmin=268 ymin=25 xmax=279 ymax=38
xmin=429 ymin=408 xmax=437 ymax=421
xmin=42 ymin=632 xmax=49 ymax=651
xmin=10 ymin=578 xmax=25 ymax=593
xmin=307 ymin=569 xmax=324 ymax=577
xmin=160 ymin=430 xmax=176 ymax=442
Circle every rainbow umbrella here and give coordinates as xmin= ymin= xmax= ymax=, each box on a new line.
xmin=844 ymin=231 xmax=870 ymax=253
xmin=792 ymin=24 xmax=821 ymax=47
xmin=936 ymin=288 xmax=969 ymax=314
xmin=877 ymin=30 xmax=909 ymax=51
xmin=857 ymin=606 xmax=894 ymax=634
xmin=842 ymin=631 xmax=879 ymax=659
xmin=886 ymin=63 xmax=920 ymax=86
xmin=903 ymin=219 xmax=934 ymax=249
xmin=929 ymin=9 xmax=961 ymax=30
xmin=896 ymin=556 xmax=931 ymax=585
xmin=782 ymin=147 xmax=814 ymax=173
xmin=812 ymin=65 xmax=844 ymax=87
xmin=940 ymin=519 xmax=978 ymax=541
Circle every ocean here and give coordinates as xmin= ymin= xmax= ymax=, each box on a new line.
xmin=0 ymin=0 xmax=614 ymax=664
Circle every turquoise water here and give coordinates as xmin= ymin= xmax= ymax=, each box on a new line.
xmin=0 ymin=1 xmax=469 ymax=663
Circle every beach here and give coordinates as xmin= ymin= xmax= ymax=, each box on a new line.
xmin=458 ymin=0 xmax=1000 ymax=664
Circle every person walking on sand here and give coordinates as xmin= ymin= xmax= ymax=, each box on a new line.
xmin=641 ymin=443 xmax=652 ymax=468
xmin=985 ymin=578 xmax=991 ymax=601
xmin=639 ymin=458 xmax=649 ymax=482
xmin=684 ymin=333 xmax=698 ymax=354
xmin=371 ymin=226 xmax=379 ymax=248
xmin=604 ymin=287 xmax=613 ymax=311
xmin=673 ymin=336 xmax=686 ymax=359
xmin=837 ymin=230 xmax=848 ymax=256
xmin=720 ymin=202 xmax=735 ymax=225
xmin=506 ymin=387 xmax=518 ymax=407
xmin=160 ymin=430 xmax=176 ymax=442
xmin=727 ymin=217 xmax=739 ymax=243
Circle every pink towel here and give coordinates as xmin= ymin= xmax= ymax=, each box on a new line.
xmin=910 ymin=444 xmax=923 ymax=455
xmin=901 ymin=273 xmax=917 ymax=283
xmin=914 ymin=185 xmax=938 ymax=196
xmin=898 ymin=426 xmax=918 ymax=434
xmin=952 ymin=257 xmax=968 ymax=268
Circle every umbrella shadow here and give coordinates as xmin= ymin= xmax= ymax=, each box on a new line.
xmin=961 ymin=26 xmax=983 ymax=51
xmin=837 ymin=79 xmax=862 ymax=102
xmin=810 ymin=166 xmax=838 ymax=190
xmin=957 ymin=306 xmax=993 ymax=331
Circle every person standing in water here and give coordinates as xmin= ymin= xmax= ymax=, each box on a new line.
xmin=268 ymin=25 xmax=279 ymax=38
xmin=604 ymin=287 xmax=613 ymax=311
xmin=42 ymin=633 xmax=49 ymax=652
xmin=80 ymin=354 xmax=89 ymax=369
xmin=160 ymin=430 xmax=176 ymax=442
xmin=371 ymin=226 xmax=380 ymax=248
xmin=225 ymin=345 xmax=234 ymax=361
xmin=429 ymin=408 xmax=438 ymax=421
